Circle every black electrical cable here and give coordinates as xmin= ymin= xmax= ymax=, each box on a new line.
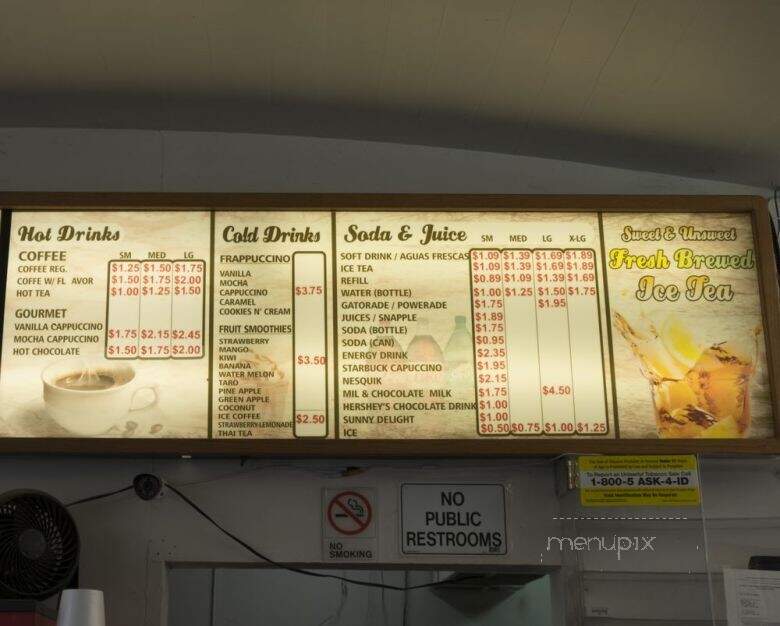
xmin=163 ymin=481 xmax=478 ymax=592
xmin=65 ymin=484 xmax=134 ymax=507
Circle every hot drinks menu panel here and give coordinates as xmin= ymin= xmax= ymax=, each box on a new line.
xmin=0 ymin=209 xmax=772 ymax=441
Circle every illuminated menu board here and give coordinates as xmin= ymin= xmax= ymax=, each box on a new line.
xmin=0 ymin=208 xmax=773 ymax=443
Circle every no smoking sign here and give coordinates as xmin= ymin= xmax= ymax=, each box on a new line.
xmin=322 ymin=488 xmax=377 ymax=562
xmin=327 ymin=491 xmax=372 ymax=535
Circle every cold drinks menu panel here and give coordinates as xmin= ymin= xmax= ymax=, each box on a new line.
xmin=212 ymin=212 xmax=335 ymax=439
xmin=0 ymin=209 xmax=772 ymax=441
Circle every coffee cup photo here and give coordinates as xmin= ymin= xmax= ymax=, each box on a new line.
xmin=41 ymin=359 xmax=158 ymax=436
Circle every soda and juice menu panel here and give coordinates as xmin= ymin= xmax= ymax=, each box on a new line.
xmin=0 ymin=208 xmax=771 ymax=441
xmin=335 ymin=212 xmax=609 ymax=439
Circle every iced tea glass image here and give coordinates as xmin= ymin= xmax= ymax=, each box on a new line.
xmin=614 ymin=313 xmax=757 ymax=438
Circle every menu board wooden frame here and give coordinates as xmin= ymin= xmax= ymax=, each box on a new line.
xmin=0 ymin=193 xmax=777 ymax=457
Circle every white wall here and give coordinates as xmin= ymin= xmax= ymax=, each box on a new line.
xmin=0 ymin=127 xmax=777 ymax=626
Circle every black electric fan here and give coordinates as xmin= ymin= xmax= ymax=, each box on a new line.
xmin=0 ymin=490 xmax=79 ymax=599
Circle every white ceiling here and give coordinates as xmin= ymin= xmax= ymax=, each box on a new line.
xmin=1 ymin=0 xmax=778 ymax=187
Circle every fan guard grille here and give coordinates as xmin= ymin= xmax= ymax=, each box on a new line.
xmin=0 ymin=490 xmax=79 ymax=599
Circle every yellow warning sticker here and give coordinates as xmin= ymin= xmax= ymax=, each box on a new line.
xmin=578 ymin=455 xmax=700 ymax=507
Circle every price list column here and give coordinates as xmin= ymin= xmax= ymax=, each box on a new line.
xmin=565 ymin=249 xmax=607 ymax=434
xmin=171 ymin=260 xmax=205 ymax=358
xmin=470 ymin=249 xmax=510 ymax=435
xmin=293 ymin=252 xmax=328 ymax=437
xmin=106 ymin=260 xmax=141 ymax=358
xmin=533 ymin=250 xmax=575 ymax=435
xmin=139 ymin=260 xmax=172 ymax=359
xmin=502 ymin=250 xmax=542 ymax=435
